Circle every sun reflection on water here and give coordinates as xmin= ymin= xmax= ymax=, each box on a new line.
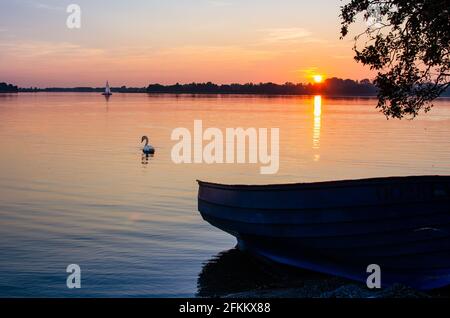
xmin=313 ymin=96 xmax=322 ymax=159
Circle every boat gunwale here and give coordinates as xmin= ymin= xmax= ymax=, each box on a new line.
xmin=197 ymin=175 xmax=450 ymax=191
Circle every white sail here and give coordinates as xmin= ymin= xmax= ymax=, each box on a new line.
xmin=105 ymin=81 xmax=111 ymax=95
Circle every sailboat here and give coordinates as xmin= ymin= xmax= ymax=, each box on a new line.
xmin=102 ymin=81 xmax=113 ymax=96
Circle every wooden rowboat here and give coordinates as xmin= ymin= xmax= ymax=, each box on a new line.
xmin=197 ymin=176 xmax=450 ymax=290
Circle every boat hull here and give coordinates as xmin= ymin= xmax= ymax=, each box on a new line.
xmin=197 ymin=176 xmax=450 ymax=290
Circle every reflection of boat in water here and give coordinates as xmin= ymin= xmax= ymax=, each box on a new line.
xmin=197 ymin=249 xmax=449 ymax=297
xmin=102 ymin=81 xmax=113 ymax=96
xmin=197 ymin=176 xmax=450 ymax=290
xmin=197 ymin=248 xmax=268 ymax=297
xmin=197 ymin=248 xmax=341 ymax=298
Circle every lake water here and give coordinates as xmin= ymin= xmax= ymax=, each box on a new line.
xmin=1 ymin=93 xmax=449 ymax=297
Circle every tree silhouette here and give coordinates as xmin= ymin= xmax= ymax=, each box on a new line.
xmin=146 ymin=79 xmax=378 ymax=95
xmin=0 ymin=82 xmax=18 ymax=93
xmin=340 ymin=0 xmax=450 ymax=118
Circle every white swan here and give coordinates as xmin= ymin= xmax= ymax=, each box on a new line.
xmin=141 ymin=136 xmax=155 ymax=155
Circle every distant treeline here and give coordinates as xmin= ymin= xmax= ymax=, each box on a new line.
xmin=0 ymin=82 xmax=18 ymax=93
xmin=17 ymin=78 xmax=378 ymax=96
xmin=12 ymin=78 xmax=450 ymax=96
xmin=146 ymin=78 xmax=379 ymax=96
xmin=147 ymin=78 xmax=450 ymax=96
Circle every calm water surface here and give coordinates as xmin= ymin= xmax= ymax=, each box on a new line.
xmin=1 ymin=93 xmax=449 ymax=297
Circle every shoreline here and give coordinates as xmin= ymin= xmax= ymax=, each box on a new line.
xmin=7 ymin=92 xmax=450 ymax=100
xmin=12 ymin=91 xmax=380 ymax=98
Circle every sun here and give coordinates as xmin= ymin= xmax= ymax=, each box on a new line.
xmin=313 ymin=74 xmax=324 ymax=83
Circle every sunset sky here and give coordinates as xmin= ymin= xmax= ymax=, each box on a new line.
xmin=0 ymin=0 xmax=373 ymax=87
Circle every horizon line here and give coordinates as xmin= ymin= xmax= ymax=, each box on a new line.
xmin=8 ymin=76 xmax=376 ymax=90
